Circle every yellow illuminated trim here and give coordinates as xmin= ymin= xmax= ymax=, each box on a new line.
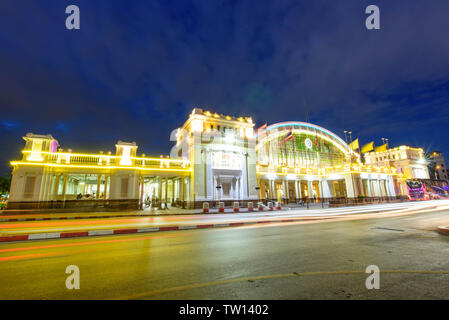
xmin=256 ymin=170 xmax=398 ymax=176
xmin=10 ymin=161 xmax=192 ymax=172
xmin=135 ymin=157 xmax=189 ymax=163
xmin=21 ymin=150 xmax=190 ymax=163
xmin=257 ymin=171 xmax=326 ymax=177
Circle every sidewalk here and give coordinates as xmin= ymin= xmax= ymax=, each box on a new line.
xmin=0 ymin=206 xmax=294 ymax=222
xmin=0 ymin=202 xmax=329 ymax=221
xmin=0 ymin=213 xmax=332 ymax=243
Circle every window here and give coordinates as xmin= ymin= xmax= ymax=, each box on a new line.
xmin=212 ymin=152 xmax=241 ymax=169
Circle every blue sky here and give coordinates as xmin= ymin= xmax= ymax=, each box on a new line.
xmin=1 ymin=0 xmax=449 ymax=175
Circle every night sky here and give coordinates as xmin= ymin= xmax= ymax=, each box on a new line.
xmin=1 ymin=1 xmax=449 ymax=176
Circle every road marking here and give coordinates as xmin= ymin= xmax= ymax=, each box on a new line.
xmin=373 ymin=227 xmax=404 ymax=232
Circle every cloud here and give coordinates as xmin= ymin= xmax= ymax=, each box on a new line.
xmin=0 ymin=0 xmax=448 ymax=175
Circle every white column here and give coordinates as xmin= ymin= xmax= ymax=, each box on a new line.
xmin=321 ymin=179 xmax=331 ymax=198
xmin=96 ymin=174 xmax=101 ymax=199
xmin=270 ymin=180 xmax=275 ymax=200
xmin=62 ymin=174 xmax=68 ymax=201
xmin=53 ymin=174 xmax=61 ymax=200
xmin=213 ymin=176 xmax=217 ymax=201
xmin=307 ymin=180 xmax=313 ymax=198
xmin=344 ymin=176 xmax=355 ymax=198
xmin=295 ymin=180 xmax=299 ymax=199
xmin=236 ymin=177 xmax=240 ymax=200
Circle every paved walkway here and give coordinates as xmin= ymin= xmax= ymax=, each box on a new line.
xmin=0 ymin=203 xmax=329 ymax=221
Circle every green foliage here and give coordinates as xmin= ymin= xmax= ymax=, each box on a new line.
xmin=0 ymin=174 xmax=11 ymax=194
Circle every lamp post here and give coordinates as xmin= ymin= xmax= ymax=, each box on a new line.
xmin=216 ymin=185 xmax=222 ymax=202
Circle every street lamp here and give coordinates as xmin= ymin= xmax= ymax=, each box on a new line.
xmin=216 ymin=185 xmax=222 ymax=202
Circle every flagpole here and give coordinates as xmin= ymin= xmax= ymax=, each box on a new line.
xmin=348 ymin=131 xmax=357 ymax=201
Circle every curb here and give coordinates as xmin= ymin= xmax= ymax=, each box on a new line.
xmin=0 ymin=209 xmax=282 ymax=222
xmin=0 ymin=216 xmax=316 ymax=243
xmin=0 ymin=208 xmax=283 ymax=222
xmin=437 ymin=226 xmax=449 ymax=235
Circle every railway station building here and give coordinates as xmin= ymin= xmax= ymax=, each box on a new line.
xmin=7 ymin=108 xmax=414 ymax=210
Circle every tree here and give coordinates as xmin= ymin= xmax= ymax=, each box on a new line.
xmin=0 ymin=173 xmax=12 ymax=195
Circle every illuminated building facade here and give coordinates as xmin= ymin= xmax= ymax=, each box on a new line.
xmin=364 ymin=146 xmax=429 ymax=183
xmin=256 ymin=122 xmax=401 ymax=202
xmin=8 ymin=109 xmax=408 ymax=211
xmin=8 ymin=133 xmax=191 ymax=210
xmin=172 ymin=108 xmax=258 ymax=205
xmin=427 ymin=151 xmax=448 ymax=181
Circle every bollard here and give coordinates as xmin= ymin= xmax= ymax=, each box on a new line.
xmin=258 ymin=202 xmax=264 ymax=211
xmin=218 ymin=202 xmax=225 ymax=213
xmin=248 ymin=202 xmax=254 ymax=212
xmin=203 ymin=202 xmax=209 ymax=213
xmin=267 ymin=202 xmax=274 ymax=211
xmin=233 ymin=201 xmax=240 ymax=212
xmin=275 ymin=201 xmax=282 ymax=210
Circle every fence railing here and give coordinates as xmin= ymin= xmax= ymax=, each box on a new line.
xmin=28 ymin=152 xmax=191 ymax=170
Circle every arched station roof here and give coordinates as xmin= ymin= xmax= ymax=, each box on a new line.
xmin=257 ymin=121 xmax=355 ymax=155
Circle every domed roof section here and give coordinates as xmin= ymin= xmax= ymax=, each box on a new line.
xmin=257 ymin=121 xmax=354 ymax=155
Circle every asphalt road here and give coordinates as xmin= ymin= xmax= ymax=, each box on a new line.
xmin=0 ymin=207 xmax=449 ymax=299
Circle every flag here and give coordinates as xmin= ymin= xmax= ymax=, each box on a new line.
xmin=348 ymin=138 xmax=359 ymax=151
xmin=281 ymin=131 xmax=293 ymax=144
xmin=375 ymin=143 xmax=388 ymax=153
xmin=314 ymin=135 xmax=319 ymax=151
xmin=361 ymin=141 xmax=374 ymax=153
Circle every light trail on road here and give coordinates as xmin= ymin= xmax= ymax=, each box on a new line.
xmin=1 ymin=201 xmax=448 ymax=236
